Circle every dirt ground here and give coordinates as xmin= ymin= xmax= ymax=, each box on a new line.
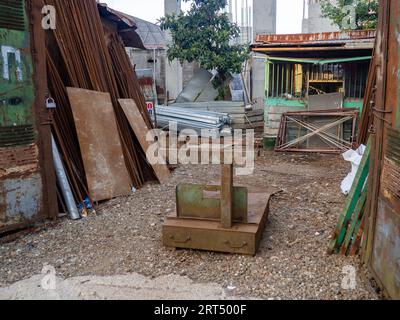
xmin=0 ymin=151 xmax=379 ymax=300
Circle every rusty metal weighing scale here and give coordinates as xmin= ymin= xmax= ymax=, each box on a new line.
xmin=163 ymin=161 xmax=271 ymax=255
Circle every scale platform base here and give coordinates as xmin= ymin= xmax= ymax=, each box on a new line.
xmin=163 ymin=193 xmax=271 ymax=255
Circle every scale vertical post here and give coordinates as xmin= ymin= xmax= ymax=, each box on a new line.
xmin=221 ymin=163 xmax=234 ymax=228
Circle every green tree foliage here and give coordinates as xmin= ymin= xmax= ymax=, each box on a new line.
xmin=159 ymin=0 xmax=248 ymax=82
xmin=320 ymin=0 xmax=378 ymax=30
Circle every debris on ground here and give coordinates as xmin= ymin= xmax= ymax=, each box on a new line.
xmin=0 ymin=152 xmax=379 ymax=300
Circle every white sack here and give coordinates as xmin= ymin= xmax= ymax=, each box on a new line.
xmin=341 ymin=144 xmax=366 ymax=195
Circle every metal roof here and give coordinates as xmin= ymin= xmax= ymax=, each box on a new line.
xmin=97 ymin=3 xmax=146 ymax=49
xmin=97 ymin=3 xmax=166 ymax=50
xmin=252 ymin=30 xmax=374 ymax=54
xmin=254 ymin=29 xmax=376 ymax=46
xmin=128 ymin=16 xmax=167 ymax=50
xmin=97 ymin=3 xmax=137 ymax=29
xmin=251 ymin=30 xmax=375 ymax=56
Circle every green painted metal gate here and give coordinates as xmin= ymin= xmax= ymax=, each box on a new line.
xmin=0 ymin=0 xmax=53 ymax=232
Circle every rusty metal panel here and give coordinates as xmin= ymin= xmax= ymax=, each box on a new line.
xmin=371 ymin=123 xmax=400 ymax=300
xmin=256 ymin=29 xmax=376 ymax=44
xmin=118 ymin=99 xmax=170 ymax=184
xmin=67 ymin=88 xmax=132 ymax=201
xmin=372 ymin=199 xmax=400 ymax=299
xmin=381 ymin=127 xmax=400 ymax=203
xmin=0 ymin=0 xmax=25 ymax=31
xmin=164 ymin=193 xmax=271 ymax=255
xmin=176 ymin=184 xmax=248 ymax=223
xmin=0 ymin=173 xmax=43 ymax=227
xmin=0 ymin=144 xmax=38 ymax=174
xmin=0 ymin=0 xmax=52 ymax=232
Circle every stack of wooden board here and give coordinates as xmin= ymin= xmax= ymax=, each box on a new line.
xmin=328 ymin=140 xmax=371 ymax=256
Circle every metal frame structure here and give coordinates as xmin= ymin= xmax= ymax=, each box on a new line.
xmin=275 ymin=109 xmax=358 ymax=154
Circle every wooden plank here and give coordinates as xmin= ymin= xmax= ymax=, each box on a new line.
xmin=341 ymin=183 xmax=368 ymax=255
xmin=328 ymin=139 xmax=371 ymax=253
xmin=118 ymin=99 xmax=170 ymax=183
xmin=349 ymin=213 xmax=366 ymax=256
xmin=67 ymin=88 xmax=131 ymax=201
xmin=221 ymin=164 xmax=234 ymax=228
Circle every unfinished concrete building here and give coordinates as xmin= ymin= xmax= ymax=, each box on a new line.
xmin=302 ymin=0 xmax=339 ymax=33
xmin=251 ymin=0 xmax=277 ymax=109
xmin=251 ymin=30 xmax=376 ymax=145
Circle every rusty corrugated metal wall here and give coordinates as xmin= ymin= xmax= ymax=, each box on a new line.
xmin=362 ymin=0 xmax=400 ymax=300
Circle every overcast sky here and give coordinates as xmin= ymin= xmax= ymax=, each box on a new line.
xmin=103 ymin=0 xmax=304 ymax=34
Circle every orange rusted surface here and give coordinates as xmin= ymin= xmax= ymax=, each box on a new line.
xmin=255 ymin=29 xmax=376 ymax=44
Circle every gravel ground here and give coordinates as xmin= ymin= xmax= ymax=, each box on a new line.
xmin=0 ymin=151 xmax=379 ymax=299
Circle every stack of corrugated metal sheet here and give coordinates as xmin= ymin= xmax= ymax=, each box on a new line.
xmin=155 ymin=106 xmax=232 ymax=136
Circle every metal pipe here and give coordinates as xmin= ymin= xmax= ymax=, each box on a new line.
xmin=156 ymin=107 xmax=230 ymax=123
xmin=51 ymin=135 xmax=81 ymax=220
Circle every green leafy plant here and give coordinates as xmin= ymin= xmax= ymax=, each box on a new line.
xmin=160 ymin=0 xmax=249 ymax=96
xmin=320 ymin=0 xmax=378 ymax=30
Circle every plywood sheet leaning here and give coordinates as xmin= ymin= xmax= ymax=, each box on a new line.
xmin=118 ymin=99 xmax=170 ymax=183
xmin=67 ymin=88 xmax=132 ymax=201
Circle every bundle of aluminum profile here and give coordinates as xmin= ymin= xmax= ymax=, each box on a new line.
xmin=155 ymin=106 xmax=232 ymax=136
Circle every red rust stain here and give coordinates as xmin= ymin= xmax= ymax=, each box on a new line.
xmin=256 ymin=29 xmax=376 ymax=44
xmin=0 ymin=144 xmax=39 ymax=178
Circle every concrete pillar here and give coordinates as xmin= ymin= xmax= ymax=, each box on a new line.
xmin=251 ymin=55 xmax=267 ymax=109
xmin=164 ymin=0 xmax=183 ymax=102
xmin=253 ymin=0 xmax=276 ymax=42
xmin=251 ymin=0 xmax=276 ymax=109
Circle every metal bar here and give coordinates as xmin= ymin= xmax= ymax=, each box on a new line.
xmin=281 ymin=63 xmax=284 ymax=96
xmin=272 ymin=63 xmax=275 ymax=97
xmin=276 ymin=64 xmax=280 ymax=97
xmin=278 ymin=116 xmax=354 ymax=149
xmin=265 ymin=60 xmax=270 ymax=98
xmin=290 ymin=65 xmax=294 ymax=96
xmin=354 ymin=63 xmax=358 ymax=98
xmin=51 ymin=135 xmax=81 ymax=220
xmin=289 ymin=117 xmax=353 ymax=149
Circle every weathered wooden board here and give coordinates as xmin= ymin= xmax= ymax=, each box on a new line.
xmin=118 ymin=99 xmax=170 ymax=183
xmin=67 ymin=88 xmax=131 ymax=201
xmin=328 ymin=139 xmax=371 ymax=254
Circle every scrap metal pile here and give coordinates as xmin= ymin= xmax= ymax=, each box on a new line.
xmin=155 ymin=106 xmax=232 ymax=136
xmin=44 ymin=0 xmax=167 ymax=214
xmin=165 ymin=101 xmax=264 ymax=137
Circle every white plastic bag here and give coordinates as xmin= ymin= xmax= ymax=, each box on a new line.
xmin=341 ymin=145 xmax=366 ymax=195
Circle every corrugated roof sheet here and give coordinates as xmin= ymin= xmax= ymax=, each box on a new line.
xmin=97 ymin=3 xmax=137 ymax=29
xmin=97 ymin=3 xmax=166 ymax=50
xmin=255 ymin=29 xmax=376 ymax=44
xmin=97 ymin=3 xmax=145 ymax=49
xmin=129 ymin=16 xmax=166 ymax=50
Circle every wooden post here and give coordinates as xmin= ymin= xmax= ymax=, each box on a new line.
xmin=220 ymin=163 xmax=233 ymax=229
